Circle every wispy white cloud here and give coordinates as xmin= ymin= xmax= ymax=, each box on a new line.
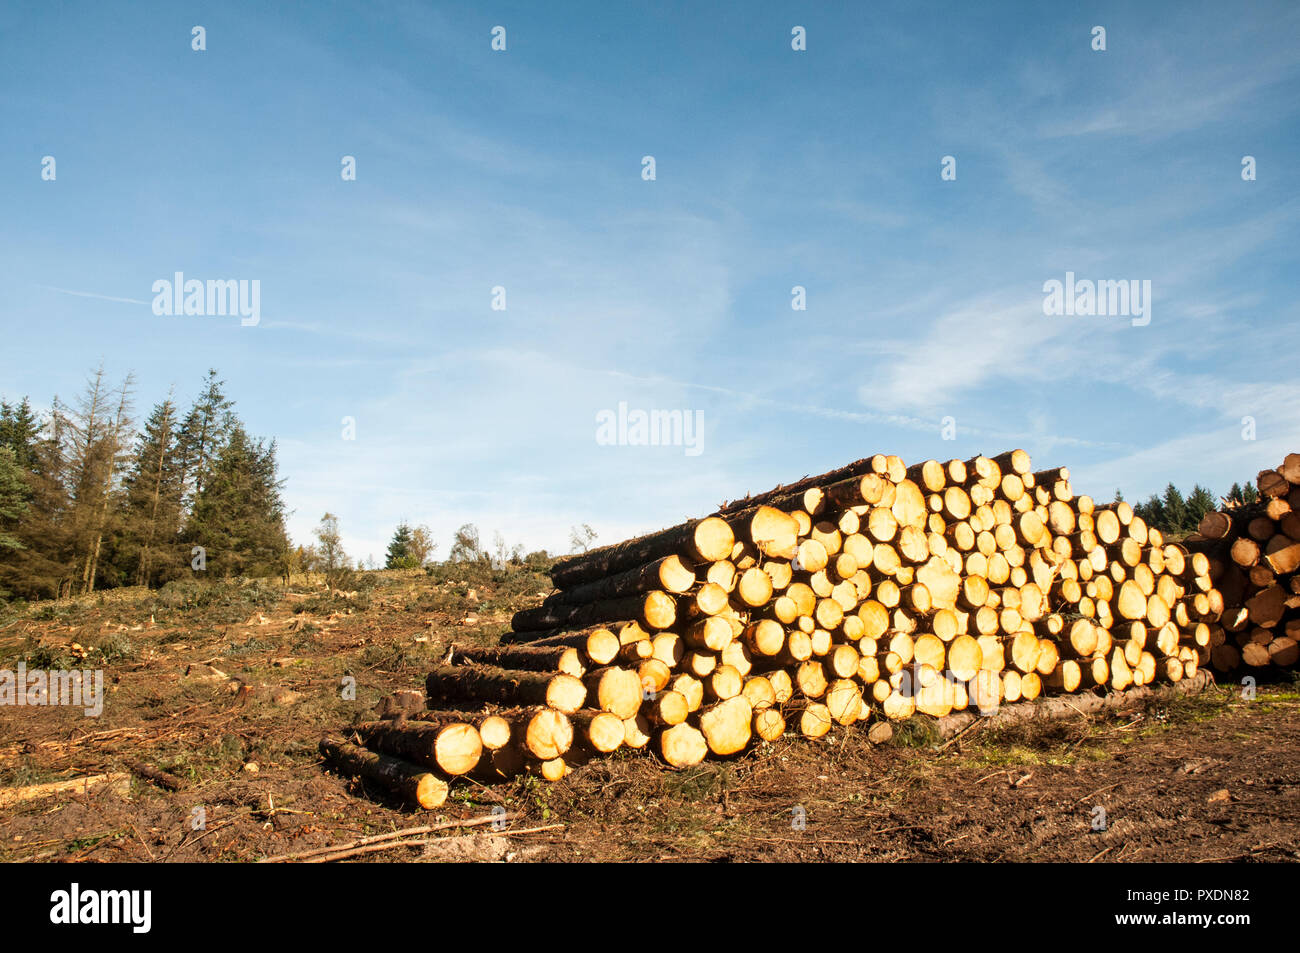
xmin=35 ymin=284 xmax=148 ymax=306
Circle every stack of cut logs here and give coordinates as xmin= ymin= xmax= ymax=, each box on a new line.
xmin=1187 ymin=452 xmax=1300 ymax=673
xmin=321 ymin=448 xmax=1292 ymax=808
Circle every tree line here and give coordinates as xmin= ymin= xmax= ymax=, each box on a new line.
xmin=1121 ymin=480 xmax=1257 ymax=537
xmin=10 ymin=375 xmax=1259 ymax=603
xmin=0 ymin=368 xmax=289 ymax=600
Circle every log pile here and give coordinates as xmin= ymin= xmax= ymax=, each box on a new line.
xmin=318 ymin=447 xmax=1298 ymax=805
xmin=1187 ymin=452 xmax=1300 ymax=673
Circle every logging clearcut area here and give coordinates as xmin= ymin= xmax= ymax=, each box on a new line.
xmin=0 ymin=450 xmax=1298 ymax=862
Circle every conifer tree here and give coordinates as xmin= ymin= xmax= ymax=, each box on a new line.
xmin=185 ymin=424 xmax=288 ymax=578
xmin=120 ymin=396 xmax=185 ymax=587
xmin=177 ymin=369 xmax=233 ymax=512
xmin=386 ymin=522 xmax=416 ymax=569
xmin=0 ymin=398 xmax=41 ymax=469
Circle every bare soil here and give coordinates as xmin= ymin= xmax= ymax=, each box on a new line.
xmin=2 ymin=569 xmax=1297 ymax=863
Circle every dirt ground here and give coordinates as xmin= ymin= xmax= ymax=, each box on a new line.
xmin=2 ymin=568 xmax=1297 ymax=863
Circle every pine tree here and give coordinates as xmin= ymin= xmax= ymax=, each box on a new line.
xmin=1134 ymin=494 xmax=1164 ymax=531
xmin=120 ymin=396 xmax=185 ymax=587
xmin=0 ymin=448 xmax=28 ymax=552
xmin=2 ymin=398 xmax=77 ymax=599
xmin=60 ymin=367 xmax=135 ymax=594
xmin=0 ymin=398 xmax=41 ymax=469
xmin=386 ymin=522 xmax=417 ymax=569
xmin=1225 ymin=481 xmax=1258 ymax=506
xmin=1185 ymin=484 xmax=1217 ymax=532
xmin=1160 ymin=483 xmax=1189 ymax=534
xmin=184 ymin=424 xmax=288 ymax=578
xmin=177 ymin=369 xmax=233 ymax=513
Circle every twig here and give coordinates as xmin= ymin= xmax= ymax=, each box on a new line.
xmin=1075 ymin=782 xmax=1121 ymax=804
xmin=304 ymin=822 xmax=563 ymax=863
xmin=258 ymin=813 xmax=519 ymax=863
xmin=937 ymin=719 xmax=982 ymax=751
xmin=127 ymin=821 xmax=156 ymax=862
xmin=1087 ymin=846 xmax=1113 ymax=863
xmin=486 ymin=822 xmax=564 ymax=836
xmin=304 ymin=838 xmax=439 ymax=862
xmin=746 ymin=837 xmax=862 ymax=846
xmin=1195 ymin=842 xmax=1284 ymax=863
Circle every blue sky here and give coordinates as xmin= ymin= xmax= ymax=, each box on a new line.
xmin=2 ymin=1 xmax=1297 ymax=565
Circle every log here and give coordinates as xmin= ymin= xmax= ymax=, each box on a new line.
xmin=424 ymin=665 xmax=586 ymax=714
xmin=583 ymin=666 xmax=644 ymax=719
xmin=549 ymin=516 xmax=735 ymax=588
xmin=934 ymin=671 xmax=1214 ymax=738
xmin=658 ymin=723 xmax=708 ymax=767
xmin=511 ymin=590 xmax=677 ymax=633
xmin=320 ymin=737 xmax=447 ymax=809
xmin=452 ymin=644 xmax=585 ymax=676
xmin=728 ymin=505 xmax=800 ymax=559
xmin=502 ymin=709 xmax=574 ymax=760
xmin=717 ymin=455 xmax=892 ymax=514
xmin=129 ymin=761 xmax=185 ymax=792
xmin=571 ymin=710 xmax=626 ymax=753
xmin=753 ymin=707 xmax=786 ymax=741
xmin=353 ymin=720 xmax=483 ymax=776
xmin=698 ymin=696 xmax=754 ymax=755
xmin=544 ymin=555 xmax=697 ymax=606
xmin=498 ymin=624 xmax=622 ymax=660
xmin=0 ymin=772 xmax=130 ymax=808
xmin=645 ymin=689 xmax=690 ymax=726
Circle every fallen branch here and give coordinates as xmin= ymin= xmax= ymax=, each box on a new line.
xmin=257 ymin=813 xmax=520 ymax=863
xmin=303 ymin=822 xmax=566 ymax=863
xmin=0 ymin=772 xmax=130 ymax=809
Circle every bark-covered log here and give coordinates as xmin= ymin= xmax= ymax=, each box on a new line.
xmin=716 ymin=455 xmax=891 ymax=514
xmin=934 ymin=671 xmax=1213 ymax=738
xmin=543 ymin=555 xmax=697 ymax=607
xmin=424 ymin=665 xmax=587 ymax=714
xmin=320 ymin=737 xmax=448 ymax=809
xmin=452 ymin=644 xmax=586 ymax=676
xmin=511 ymin=590 xmax=677 ymax=633
xmin=352 ymin=719 xmax=483 ymax=777
xmin=497 ymin=624 xmax=625 ymax=659
xmin=549 ymin=517 xmax=734 ymax=588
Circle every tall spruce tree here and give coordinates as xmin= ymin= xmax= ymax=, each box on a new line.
xmin=1160 ymin=483 xmax=1189 ymax=534
xmin=0 ymin=448 xmax=28 ymax=552
xmin=1186 ymin=485 xmax=1217 ymax=530
xmin=1225 ymin=481 xmax=1259 ymax=506
xmin=6 ymin=398 xmax=77 ymax=599
xmin=120 ymin=395 xmax=185 ymax=587
xmin=0 ymin=398 xmax=40 ymax=469
xmin=177 ymin=369 xmax=233 ymax=513
xmin=184 ymin=424 xmax=288 ymax=578
xmin=62 ymin=367 xmax=134 ymax=594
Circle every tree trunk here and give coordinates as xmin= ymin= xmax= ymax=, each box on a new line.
xmin=351 ymin=720 xmax=483 ymax=776
xmin=424 ymin=665 xmax=587 ymax=714
xmin=320 ymin=737 xmax=448 ymax=809
xmin=548 ymin=517 xmax=734 ymax=588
